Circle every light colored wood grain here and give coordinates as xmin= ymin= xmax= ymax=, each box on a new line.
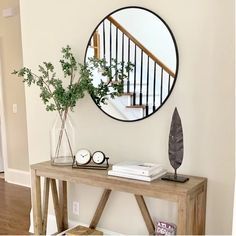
xmin=89 ymin=189 xmax=111 ymax=229
xmin=93 ymin=31 xmax=100 ymax=59
xmin=184 ymin=181 xmax=207 ymax=235
xmin=59 ymin=180 xmax=68 ymax=230
xmin=66 ymin=225 xmax=103 ymax=235
xmin=51 ymin=179 xmax=62 ymax=232
xmin=31 ymin=169 xmax=43 ymax=234
xmin=135 ymin=195 xmax=155 ymax=235
xmin=42 ymin=177 xmax=50 ymax=234
xmin=126 ymin=105 xmax=146 ymax=109
xmin=0 ymin=172 xmax=4 ymax=179
xmin=0 ymin=179 xmax=31 ymax=235
xmin=122 ymin=92 xmax=134 ymax=96
xmin=186 ymin=196 xmax=196 ymax=234
xmin=196 ymin=181 xmax=207 ymax=234
xmin=32 ymin=162 xmax=206 ymax=202
xmin=177 ymin=195 xmax=188 ymax=235
xmin=107 ymin=16 xmax=175 ymax=78
xmin=31 ymin=161 xmax=207 ymax=235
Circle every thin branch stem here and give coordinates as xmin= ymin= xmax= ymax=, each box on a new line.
xmin=54 ymin=108 xmax=74 ymax=159
xmin=30 ymin=71 xmax=62 ymax=116
xmin=70 ymin=67 xmax=74 ymax=85
xmin=30 ymin=71 xmax=74 ymax=160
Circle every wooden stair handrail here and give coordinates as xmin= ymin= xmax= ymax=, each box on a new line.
xmin=107 ymin=16 xmax=176 ymax=78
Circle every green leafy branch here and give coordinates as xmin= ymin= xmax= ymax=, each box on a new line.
xmin=13 ymin=45 xmax=134 ymax=112
xmin=12 ymin=46 xmax=93 ymax=116
xmin=12 ymin=45 xmax=133 ymax=158
xmin=85 ymin=57 xmax=134 ymax=106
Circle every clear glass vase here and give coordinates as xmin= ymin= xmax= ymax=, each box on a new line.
xmin=50 ymin=112 xmax=75 ymax=165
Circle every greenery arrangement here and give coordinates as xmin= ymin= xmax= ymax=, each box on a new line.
xmin=13 ymin=45 xmax=133 ymax=163
xmin=13 ymin=45 xmax=133 ymax=113
xmin=86 ymin=57 xmax=133 ymax=105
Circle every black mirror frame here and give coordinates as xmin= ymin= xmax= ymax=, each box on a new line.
xmin=84 ymin=6 xmax=179 ymax=122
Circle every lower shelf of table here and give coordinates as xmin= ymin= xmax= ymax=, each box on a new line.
xmin=59 ymin=225 xmax=103 ymax=235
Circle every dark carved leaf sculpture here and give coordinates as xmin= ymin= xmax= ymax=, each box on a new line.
xmin=169 ymin=107 xmax=184 ymax=172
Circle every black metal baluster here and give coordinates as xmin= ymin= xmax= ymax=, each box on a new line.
xmin=160 ymin=68 xmax=164 ymax=105
xmin=145 ymin=56 xmax=150 ymax=116
xmin=127 ymin=38 xmax=130 ymax=93
xmin=103 ymin=21 xmax=106 ymax=59
xmin=121 ymin=33 xmax=124 ymax=76
xmin=132 ymin=45 xmax=137 ymax=105
xmin=153 ymin=62 xmax=157 ymax=112
xmin=115 ymin=27 xmax=118 ymax=80
xmin=139 ymin=50 xmax=143 ymax=105
xmin=109 ymin=21 xmax=112 ymax=66
xmin=168 ymin=74 xmax=171 ymax=92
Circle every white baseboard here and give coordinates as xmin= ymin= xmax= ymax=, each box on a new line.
xmin=29 ymin=210 xmax=123 ymax=235
xmin=5 ymin=168 xmax=30 ymax=187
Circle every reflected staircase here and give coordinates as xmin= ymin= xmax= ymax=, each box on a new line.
xmin=89 ymin=16 xmax=176 ymax=119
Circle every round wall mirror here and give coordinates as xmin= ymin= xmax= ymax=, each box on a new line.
xmin=85 ymin=6 xmax=179 ymax=122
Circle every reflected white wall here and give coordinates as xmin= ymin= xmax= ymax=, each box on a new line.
xmin=113 ymin=8 xmax=176 ymax=71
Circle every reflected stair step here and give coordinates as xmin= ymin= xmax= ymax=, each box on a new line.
xmin=122 ymin=92 xmax=160 ymax=97
xmin=126 ymin=105 xmax=146 ymax=109
xmin=122 ymin=92 xmax=134 ymax=96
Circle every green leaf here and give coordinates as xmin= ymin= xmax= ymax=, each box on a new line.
xmin=12 ymin=45 xmax=134 ymax=113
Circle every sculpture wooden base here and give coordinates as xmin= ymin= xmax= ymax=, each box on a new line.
xmin=161 ymin=173 xmax=189 ymax=183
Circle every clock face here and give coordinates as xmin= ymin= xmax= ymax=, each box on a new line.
xmin=75 ymin=149 xmax=91 ymax=165
xmin=92 ymin=151 xmax=105 ymax=164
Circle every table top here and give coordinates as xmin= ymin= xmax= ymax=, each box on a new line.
xmin=31 ymin=161 xmax=207 ymax=201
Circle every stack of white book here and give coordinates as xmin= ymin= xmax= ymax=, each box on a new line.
xmin=108 ymin=161 xmax=167 ymax=182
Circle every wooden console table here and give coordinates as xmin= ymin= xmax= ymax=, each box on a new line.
xmin=31 ymin=161 xmax=207 ymax=235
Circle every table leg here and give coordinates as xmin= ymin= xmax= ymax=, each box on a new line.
xmin=177 ymin=182 xmax=207 ymax=235
xmin=59 ymin=180 xmax=68 ymax=230
xmin=89 ymin=189 xmax=111 ymax=229
xmin=196 ymin=182 xmax=207 ymax=234
xmin=31 ymin=169 xmax=43 ymax=234
xmin=177 ymin=195 xmax=188 ymax=235
xmin=135 ymin=195 xmax=155 ymax=235
xmin=51 ymin=179 xmax=63 ymax=232
xmin=42 ymin=177 xmax=50 ymax=234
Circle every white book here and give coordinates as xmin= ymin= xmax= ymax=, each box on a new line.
xmin=112 ymin=161 xmax=164 ymax=176
xmin=108 ymin=169 xmax=167 ymax=182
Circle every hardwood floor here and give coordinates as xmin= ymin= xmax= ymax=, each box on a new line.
xmin=0 ymin=179 xmax=31 ymax=235
xmin=0 ymin=173 xmax=4 ymax=179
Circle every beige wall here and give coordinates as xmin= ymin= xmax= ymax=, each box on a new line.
xmin=20 ymin=0 xmax=234 ymax=234
xmin=0 ymin=0 xmax=29 ymax=171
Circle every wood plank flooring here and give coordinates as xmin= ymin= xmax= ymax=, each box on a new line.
xmin=0 ymin=173 xmax=4 ymax=179
xmin=0 ymin=179 xmax=31 ymax=235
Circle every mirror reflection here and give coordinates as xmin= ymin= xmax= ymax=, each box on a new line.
xmin=85 ymin=7 xmax=178 ymax=121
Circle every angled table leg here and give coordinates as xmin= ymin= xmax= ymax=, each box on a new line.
xmin=135 ymin=195 xmax=155 ymax=235
xmin=89 ymin=189 xmax=112 ymax=229
xmin=31 ymin=169 xmax=43 ymax=235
